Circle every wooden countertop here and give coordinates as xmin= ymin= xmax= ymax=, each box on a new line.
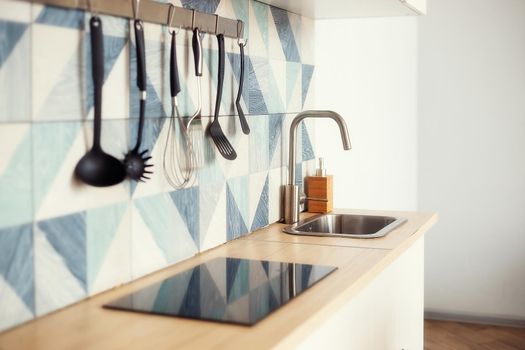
xmin=0 ymin=209 xmax=437 ymax=350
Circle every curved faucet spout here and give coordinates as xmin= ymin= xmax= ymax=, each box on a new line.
xmin=287 ymin=110 xmax=351 ymax=186
xmin=284 ymin=110 xmax=351 ymax=224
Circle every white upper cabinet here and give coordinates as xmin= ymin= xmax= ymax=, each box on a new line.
xmin=258 ymin=0 xmax=427 ymax=18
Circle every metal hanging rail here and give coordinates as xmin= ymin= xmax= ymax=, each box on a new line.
xmin=26 ymin=0 xmax=245 ymax=39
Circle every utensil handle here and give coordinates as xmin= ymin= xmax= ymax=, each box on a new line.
xmin=236 ymin=42 xmax=250 ymax=134
xmin=192 ymin=28 xmax=203 ymax=77
xmin=90 ymin=16 xmax=104 ymax=149
xmin=214 ymin=34 xmax=225 ymax=121
xmin=170 ymin=33 xmax=181 ymax=98
xmin=134 ymin=20 xmax=147 ymax=92
xmin=134 ymin=19 xmax=146 ymax=150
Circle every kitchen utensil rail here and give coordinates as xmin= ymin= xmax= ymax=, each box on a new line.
xmin=24 ymin=0 xmax=245 ymax=39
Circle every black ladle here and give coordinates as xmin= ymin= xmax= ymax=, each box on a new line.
xmin=75 ymin=16 xmax=126 ymax=187
xmin=124 ymin=19 xmax=152 ymax=181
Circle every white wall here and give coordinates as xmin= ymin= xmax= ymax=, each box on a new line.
xmin=315 ymin=17 xmax=418 ymax=211
xmin=419 ymin=0 xmax=525 ymax=320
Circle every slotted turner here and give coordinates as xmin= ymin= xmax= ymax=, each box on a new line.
xmin=208 ymin=33 xmax=237 ymax=160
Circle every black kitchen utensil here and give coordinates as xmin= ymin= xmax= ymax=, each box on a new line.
xmin=75 ymin=16 xmax=126 ymax=187
xmin=124 ymin=19 xmax=153 ymax=181
xmin=208 ymin=34 xmax=237 ymax=160
xmin=236 ymin=40 xmax=249 ymax=135
xmin=163 ymin=28 xmax=197 ymax=189
xmin=184 ymin=27 xmax=203 ymax=128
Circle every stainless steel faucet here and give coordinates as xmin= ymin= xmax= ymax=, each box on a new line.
xmin=283 ymin=110 xmax=351 ymax=224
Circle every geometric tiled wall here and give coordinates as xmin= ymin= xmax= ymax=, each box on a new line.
xmin=0 ymin=0 xmax=316 ymax=332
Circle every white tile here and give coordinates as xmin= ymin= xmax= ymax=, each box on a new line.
xmin=248 ymin=170 xmax=268 ymax=230
xmin=88 ymin=203 xmax=132 ymax=295
xmin=32 ymin=24 xmax=83 ymax=121
xmin=200 ymin=185 xmax=227 ymax=252
xmin=0 ymin=0 xmax=31 ymax=22
xmin=130 ymin=202 xmax=169 ymax=279
xmin=34 ymin=120 xmax=130 ymax=221
xmin=34 ymin=225 xmax=86 ymax=316
xmin=0 ymin=276 xmax=33 ymax=332
xmin=268 ymin=167 xmax=284 ymax=223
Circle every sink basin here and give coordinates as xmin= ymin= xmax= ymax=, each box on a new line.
xmin=283 ymin=213 xmax=407 ymax=238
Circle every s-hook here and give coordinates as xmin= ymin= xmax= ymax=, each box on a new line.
xmin=167 ymin=3 xmax=180 ymax=35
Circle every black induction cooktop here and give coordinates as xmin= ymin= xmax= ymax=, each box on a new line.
xmin=104 ymin=257 xmax=337 ymax=326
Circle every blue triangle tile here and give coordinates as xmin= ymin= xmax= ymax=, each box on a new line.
xmin=227 ymin=176 xmax=249 ymax=227
xmin=85 ymin=34 xmax=128 ymax=112
xmin=35 ymin=6 xmax=84 ymax=29
xmin=301 ymin=64 xmax=315 ymax=108
xmin=37 ymin=212 xmax=87 ymax=292
xmin=0 ymin=20 xmax=29 ymax=68
xmin=38 ymin=53 xmax=83 ymax=120
xmin=129 ymin=117 xmax=165 ymax=196
xmin=301 ymin=123 xmax=315 ymax=161
xmin=286 ymin=62 xmax=300 ymax=106
xmin=251 ymin=175 xmax=269 ymax=232
xmin=268 ymin=114 xmax=283 ymax=165
xmin=129 ymin=42 xmax=169 ymax=119
xmin=33 ymin=122 xmax=80 ymax=212
xmin=0 ymin=127 xmax=32 ymax=228
xmin=0 ymin=224 xmax=34 ymax=313
xmin=247 ymin=57 xmax=268 ymax=114
xmin=169 ymin=187 xmax=200 ymax=249
xmin=231 ymin=0 xmax=249 ymax=36
xmin=227 ymin=52 xmax=250 ymax=108
xmin=265 ymin=61 xmax=285 ymax=113
xmin=204 ymin=48 xmax=236 ymax=113
xmin=86 ymin=202 xmax=128 ymax=290
xmin=270 ymin=7 xmax=300 ymax=62
xmin=129 ymin=110 xmax=166 ymax=152
xmin=252 ymin=1 xmax=268 ymax=50
xmin=134 ymin=193 xmax=187 ymax=263
xmin=130 ymin=179 xmax=138 ymax=195
xmin=226 ymin=185 xmax=248 ymax=241
xmin=180 ymin=0 xmax=221 ymax=14
xmin=198 ymin=138 xmax=226 ymax=239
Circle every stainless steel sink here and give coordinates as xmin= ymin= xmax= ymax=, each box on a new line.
xmin=283 ymin=213 xmax=407 ymax=238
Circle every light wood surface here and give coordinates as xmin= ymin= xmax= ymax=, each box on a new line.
xmin=425 ymin=320 xmax=525 ymax=350
xmin=0 ymin=210 xmax=437 ymax=350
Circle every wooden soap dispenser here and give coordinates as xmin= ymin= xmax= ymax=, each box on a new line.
xmin=306 ymin=157 xmax=333 ymax=213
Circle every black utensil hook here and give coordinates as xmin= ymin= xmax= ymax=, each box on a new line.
xmin=235 ymin=20 xmax=250 ymax=135
xmin=123 ymin=0 xmax=153 ymax=181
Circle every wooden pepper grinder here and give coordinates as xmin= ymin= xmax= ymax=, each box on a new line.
xmin=306 ymin=157 xmax=333 ymax=213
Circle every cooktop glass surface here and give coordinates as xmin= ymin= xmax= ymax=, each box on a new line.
xmin=105 ymin=257 xmax=337 ymax=325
